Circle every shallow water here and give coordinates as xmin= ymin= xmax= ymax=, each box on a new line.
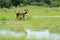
xmin=0 ymin=29 xmax=60 ymax=40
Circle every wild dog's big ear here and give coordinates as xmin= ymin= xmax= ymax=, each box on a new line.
xmin=24 ymin=9 xmax=28 ymax=11
xmin=24 ymin=9 xmax=26 ymax=11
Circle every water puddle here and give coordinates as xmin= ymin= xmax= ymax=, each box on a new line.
xmin=0 ymin=29 xmax=25 ymax=37
xmin=0 ymin=29 xmax=60 ymax=40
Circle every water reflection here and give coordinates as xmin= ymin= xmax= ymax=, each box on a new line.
xmin=0 ymin=29 xmax=60 ymax=40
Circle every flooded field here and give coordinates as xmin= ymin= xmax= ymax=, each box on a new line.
xmin=0 ymin=28 xmax=60 ymax=40
xmin=0 ymin=17 xmax=60 ymax=40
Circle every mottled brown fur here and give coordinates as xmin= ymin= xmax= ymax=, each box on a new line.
xmin=16 ymin=9 xmax=28 ymax=19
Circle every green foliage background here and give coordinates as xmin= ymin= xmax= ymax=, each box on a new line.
xmin=0 ymin=0 xmax=60 ymax=8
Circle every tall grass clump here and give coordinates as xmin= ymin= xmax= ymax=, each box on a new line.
xmin=15 ymin=16 xmax=23 ymax=20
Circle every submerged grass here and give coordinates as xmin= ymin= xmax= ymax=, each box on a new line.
xmin=0 ymin=17 xmax=60 ymax=34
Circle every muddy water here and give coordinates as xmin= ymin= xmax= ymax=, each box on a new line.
xmin=0 ymin=29 xmax=60 ymax=40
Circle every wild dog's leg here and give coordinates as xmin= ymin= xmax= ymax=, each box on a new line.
xmin=23 ymin=14 xmax=25 ymax=19
xmin=22 ymin=14 xmax=25 ymax=20
xmin=16 ymin=14 xmax=19 ymax=19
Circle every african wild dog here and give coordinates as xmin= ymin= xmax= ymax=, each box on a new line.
xmin=16 ymin=9 xmax=28 ymax=19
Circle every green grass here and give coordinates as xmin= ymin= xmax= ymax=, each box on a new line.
xmin=0 ymin=36 xmax=60 ymax=40
xmin=0 ymin=36 xmax=26 ymax=40
xmin=0 ymin=5 xmax=60 ymax=20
